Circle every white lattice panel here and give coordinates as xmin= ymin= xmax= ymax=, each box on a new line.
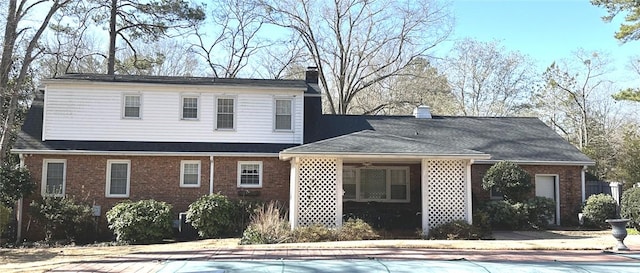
xmin=425 ymin=160 xmax=467 ymax=229
xmin=296 ymin=158 xmax=339 ymax=227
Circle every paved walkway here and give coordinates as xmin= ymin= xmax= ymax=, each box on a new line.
xmin=48 ymin=247 xmax=640 ymax=273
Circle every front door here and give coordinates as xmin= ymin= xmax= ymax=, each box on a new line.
xmin=535 ymin=175 xmax=558 ymax=225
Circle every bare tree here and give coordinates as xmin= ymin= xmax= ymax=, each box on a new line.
xmin=116 ymin=39 xmax=204 ymax=76
xmin=444 ymin=38 xmax=535 ymax=116
xmin=253 ymin=34 xmax=309 ymax=79
xmin=262 ymin=0 xmax=452 ymax=114
xmin=193 ymin=0 xmax=270 ymax=78
xmin=535 ymin=50 xmax=613 ymax=150
xmin=0 ymin=0 xmax=73 ymax=162
xmin=351 ymin=57 xmax=456 ymax=115
xmin=40 ymin=3 xmax=108 ymax=77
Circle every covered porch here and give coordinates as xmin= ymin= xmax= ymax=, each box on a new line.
xmin=279 ymin=130 xmax=490 ymax=234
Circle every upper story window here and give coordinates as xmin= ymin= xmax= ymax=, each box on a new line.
xmin=237 ymin=161 xmax=262 ymax=188
xmin=106 ymin=160 xmax=130 ymax=198
xmin=42 ymin=159 xmax=66 ymax=196
xmin=123 ymin=94 xmax=141 ymax=118
xmin=216 ymin=97 xmax=235 ymax=130
xmin=181 ymin=96 xmax=199 ymax=120
xmin=180 ymin=160 xmax=201 ymax=187
xmin=343 ymin=166 xmax=410 ymax=202
xmin=274 ymin=98 xmax=293 ymax=131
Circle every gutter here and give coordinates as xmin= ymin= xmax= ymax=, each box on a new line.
xmin=10 ymin=149 xmax=280 ymax=157
xmin=279 ymin=152 xmax=491 ymax=161
xmin=473 ymin=160 xmax=595 ymax=166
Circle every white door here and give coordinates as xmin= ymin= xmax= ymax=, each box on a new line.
xmin=535 ymin=175 xmax=558 ymax=224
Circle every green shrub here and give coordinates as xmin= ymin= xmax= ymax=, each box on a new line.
xmin=582 ymin=194 xmax=618 ymax=229
xmin=239 ymin=201 xmax=291 ymax=245
xmin=293 ymin=224 xmax=336 ymax=242
xmin=186 ymin=193 xmax=234 ymax=238
xmin=480 ymin=200 xmax=524 ymax=229
xmin=522 ymin=197 xmax=555 ymax=229
xmin=337 ymin=218 xmax=379 ymax=241
xmin=482 ymin=161 xmax=532 ymax=203
xmin=621 ymin=187 xmax=640 ymax=231
xmin=427 ymin=220 xmax=484 ymax=240
xmin=30 ymin=196 xmax=94 ymax=242
xmin=228 ymin=199 xmax=263 ymax=235
xmin=0 ymin=204 xmax=11 ymax=237
xmin=472 ymin=210 xmax=492 ymax=236
xmin=0 ymin=165 xmax=34 ymax=206
xmin=106 ymin=199 xmax=173 ymax=244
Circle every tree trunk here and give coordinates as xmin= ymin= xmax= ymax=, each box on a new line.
xmin=107 ymin=0 xmax=117 ymax=75
xmin=0 ymin=0 xmax=18 ymax=121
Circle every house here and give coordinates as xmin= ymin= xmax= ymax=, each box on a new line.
xmin=12 ymin=68 xmax=594 ymax=240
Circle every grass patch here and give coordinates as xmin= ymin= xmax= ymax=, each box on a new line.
xmin=627 ymin=228 xmax=640 ymax=235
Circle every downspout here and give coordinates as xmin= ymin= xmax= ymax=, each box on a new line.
xmin=209 ymin=156 xmax=214 ymax=194
xmin=581 ymin=165 xmax=587 ymax=203
xmin=16 ymin=154 xmax=25 ymax=244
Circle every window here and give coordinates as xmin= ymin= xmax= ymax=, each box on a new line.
xmin=216 ymin=97 xmax=235 ymax=129
xmin=123 ymin=94 xmax=141 ymax=118
xmin=180 ymin=160 xmax=201 ymax=187
xmin=274 ymin=99 xmax=292 ymax=130
xmin=342 ymin=166 xmax=409 ymax=202
xmin=181 ymin=96 xmax=199 ymax=120
xmin=42 ymin=159 xmax=66 ymax=196
xmin=237 ymin=161 xmax=262 ymax=188
xmin=106 ymin=160 xmax=130 ymax=197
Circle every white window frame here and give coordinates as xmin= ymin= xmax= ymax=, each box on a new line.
xmin=273 ymin=97 xmax=294 ymax=132
xmin=237 ymin=161 xmax=263 ymax=188
xmin=180 ymin=94 xmax=200 ymax=120
xmin=41 ymin=159 xmax=66 ymax=197
xmin=180 ymin=160 xmax=201 ymax=188
xmin=106 ymin=159 xmax=131 ymax=198
xmin=215 ymin=96 xmax=237 ymax=130
xmin=343 ymin=166 xmax=410 ymax=203
xmin=122 ymin=93 xmax=142 ymax=119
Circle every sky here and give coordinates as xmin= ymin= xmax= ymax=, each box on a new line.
xmin=440 ymin=0 xmax=639 ymax=87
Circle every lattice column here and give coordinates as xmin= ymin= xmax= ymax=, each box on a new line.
xmin=421 ymin=159 xmax=468 ymax=234
xmin=294 ymin=157 xmax=341 ymax=228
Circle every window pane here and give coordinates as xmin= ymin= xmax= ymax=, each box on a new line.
xmin=360 ymin=169 xmax=386 ymax=199
xmin=217 ymin=98 xmax=234 ymax=129
xmin=343 ymin=169 xmax=356 ymax=199
xmin=46 ymin=162 xmax=64 ymax=195
xmin=183 ymin=163 xmax=199 ymax=185
xmin=240 ymin=164 xmax=260 ymax=185
xmin=183 ymin=97 xmax=198 ymax=119
xmin=110 ymin=163 xmax=128 ymax=195
xmin=390 ymin=169 xmax=407 ymax=200
xmin=275 ymin=100 xmax=292 ymax=130
xmin=124 ymin=96 xmax=140 ymax=118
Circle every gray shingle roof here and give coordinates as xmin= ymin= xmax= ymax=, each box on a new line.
xmin=284 ymin=130 xmax=488 ymax=157
xmin=299 ymin=115 xmax=593 ymax=163
xmin=48 ymin=74 xmax=321 ymax=95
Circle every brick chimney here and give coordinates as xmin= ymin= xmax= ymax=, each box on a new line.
xmin=304 ymin=66 xmax=322 ymax=143
xmin=305 ymin=66 xmax=318 ymax=84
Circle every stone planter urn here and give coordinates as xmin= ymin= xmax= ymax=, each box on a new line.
xmin=605 ymin=219 xmax=630 ymax=251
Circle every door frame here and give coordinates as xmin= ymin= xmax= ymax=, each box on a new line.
xmin=535 ymin=174 xmax=560 ymax=225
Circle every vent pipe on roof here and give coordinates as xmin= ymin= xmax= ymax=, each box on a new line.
xmin=413 ymin=105 xmax=432 ymax=119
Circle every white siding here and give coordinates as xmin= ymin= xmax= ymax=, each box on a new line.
xmin=43 ymin=83 xmax=304 ymax=143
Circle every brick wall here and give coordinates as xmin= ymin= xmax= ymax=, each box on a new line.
xmin=471 ymin=164 xmax=583 ymax=225
xmin=20 ymin=154 xmax=290 ymax=240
